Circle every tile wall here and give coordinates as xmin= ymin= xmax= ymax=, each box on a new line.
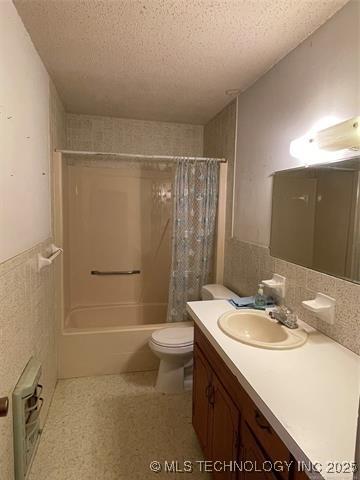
xmin=66 ymin=113 xmax=204 ymax=156
xmin=0 ymin=83 xmax=66 ymax=480
xmin=224 ymin=238 xmax=360 ymax=355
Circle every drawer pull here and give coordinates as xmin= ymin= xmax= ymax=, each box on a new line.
xmin=205 ymin=384 xmax=212 ymax=399
xmin=209 ymin=385 xmax=215 ymax=406
xmin=205 ymin=383 xmax=216 ymax=406
xmin=255 ymin=410 xmax=271 ymax=432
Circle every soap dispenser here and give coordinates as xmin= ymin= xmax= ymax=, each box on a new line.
xmin=254 ymin=283 xmax=267 ymax=309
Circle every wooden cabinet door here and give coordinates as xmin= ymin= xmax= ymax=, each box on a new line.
xmin=193 ymin=345 xmax=212 ymax=456
xmin=209 ymin=374 xmax=240 ymax=480
xmin=292 ymin=470 xmax=310 ymax=480
xmin=241 ymin=423 xmax=278 ymax=480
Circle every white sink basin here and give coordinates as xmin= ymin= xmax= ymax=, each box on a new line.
xmin=218 ymin=309 xmax=307 ymax=349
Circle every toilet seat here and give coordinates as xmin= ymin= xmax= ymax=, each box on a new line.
xmin=149 ymin=342 xmax=193 ymax=356
xmin=151 ymin=327 xmax=194 ymax=348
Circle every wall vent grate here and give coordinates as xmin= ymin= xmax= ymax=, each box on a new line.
xmin=13 ymin=357 xmax=43 ymax=480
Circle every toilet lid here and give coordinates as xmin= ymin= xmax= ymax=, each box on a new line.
xmin=151 ymin=327 xmax=194 ymax=347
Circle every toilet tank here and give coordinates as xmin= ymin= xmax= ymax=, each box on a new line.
xmin=201 ymin=284 xmax=237 ymax=301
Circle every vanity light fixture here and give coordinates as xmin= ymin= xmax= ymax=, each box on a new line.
xmin=290 ymin=115 xmax=360 ymax=165
xmin=315 ymin=116 xmax=360 ymax=151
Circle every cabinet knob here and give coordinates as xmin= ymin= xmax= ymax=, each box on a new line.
xmin=255 ymin=409 xmax=271 ymax=432
xmin=0 ymin=397 xmax=9 ymax=417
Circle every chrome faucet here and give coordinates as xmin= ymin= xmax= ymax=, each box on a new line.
xmin=269 ymin=305 xmax=298 ymax=329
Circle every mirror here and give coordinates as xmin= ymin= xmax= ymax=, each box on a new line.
xmin=270 ymin=157 xmax=360 ymax=284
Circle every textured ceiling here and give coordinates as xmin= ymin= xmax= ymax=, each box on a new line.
xmin=14 ymin=0 xmax=348 ymax=124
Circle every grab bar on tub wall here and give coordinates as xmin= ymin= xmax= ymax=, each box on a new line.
xmin=90 ymin=270 xmax=141 ymax=275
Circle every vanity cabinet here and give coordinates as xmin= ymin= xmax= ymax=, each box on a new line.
xmin=241 ymin=423 xmax=278 ymax=480
xmin=193 ymin=346 xmax=213 ymax=454
xmin=193 ymin=325 xmax=303 ymax=480
xmin=193 ymin=345 xmax=239 ymax=479
xmin=292 ymin=472 xmax=311 ymax=480
xmin=209 ymin=374 xmax=240 ymax=478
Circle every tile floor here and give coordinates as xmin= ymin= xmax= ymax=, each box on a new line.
xmin=29 ymin=371 xmax=209 ymax=479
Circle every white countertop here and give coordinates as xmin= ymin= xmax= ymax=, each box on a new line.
xmin=187 ymin=300 xmax=360 ymax=480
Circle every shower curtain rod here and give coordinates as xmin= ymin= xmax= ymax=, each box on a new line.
xmin=55 ymin=149 xmax=227 ymax=163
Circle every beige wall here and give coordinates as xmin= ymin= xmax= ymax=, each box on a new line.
xmin=204 ymin=100 xmax=237 ymax=242
xmin=0 ymin=3 xmax=66 ymax=478
xmin=223 ymin=2 xmax=360 ymax=354
xmin=0 ymin=0 xmax=51 ymax=263
xmin=66 ymin=113 xmax=204 ymax=156
xmin=233 ymin=1 xmax=359 ymax=247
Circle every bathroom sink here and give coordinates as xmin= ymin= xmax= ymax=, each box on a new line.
xmin=218 ymin=309 xmax=307 ymax=349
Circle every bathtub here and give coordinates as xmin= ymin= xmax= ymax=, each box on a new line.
xmin=59 ymin=303 xmax=192 ymax=378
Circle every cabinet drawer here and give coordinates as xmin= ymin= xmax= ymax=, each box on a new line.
xmin=241 ymin=422 xmax=279 ymax=480
xmin=243 ymin=404 xmax=290 ymax=478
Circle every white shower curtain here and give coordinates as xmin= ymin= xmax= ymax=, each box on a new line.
xmin=167 ymin=159 xmax=219 ymax=322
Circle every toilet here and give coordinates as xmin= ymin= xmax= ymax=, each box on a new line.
xmin=149 ymin=284 xmax=236 ymax=393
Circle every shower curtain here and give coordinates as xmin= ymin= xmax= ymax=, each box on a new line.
xmin=167 ymin=159 xmax=219 ymax=322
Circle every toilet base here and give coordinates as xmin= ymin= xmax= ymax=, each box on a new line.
xmin=149 ymin=335 xmax=193 ymax=394
xmin=155 ymin=358 xmax=192 ymax=394
xmin=184 ymin=363 xmax=193 ymax=391
xmin=184 ymin=374 xmax=193 ymax=391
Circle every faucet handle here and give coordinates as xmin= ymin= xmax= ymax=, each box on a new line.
xmin=269 ymin=305 xmax=291 ymax=317
xmin=279 ymin=305 xmax=293 ymax=315
xmin=269 ymin=305 xmax=298 ymax=329
xmin=286 ymin=310 xmax=299 ymax=328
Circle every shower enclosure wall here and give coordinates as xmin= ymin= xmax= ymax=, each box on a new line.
xmin=53 ymin=151 xmax=226 ymax=378
xmin=65 ymin=157 xmax=172 ymax=327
